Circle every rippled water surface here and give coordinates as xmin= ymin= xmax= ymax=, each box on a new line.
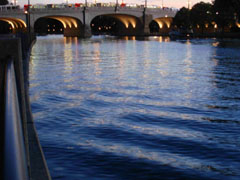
xmin=29 ymin=35 xmax=240 ymax=180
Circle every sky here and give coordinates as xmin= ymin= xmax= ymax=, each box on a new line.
xmin=17 ymin=0 xmax=213 ymax=8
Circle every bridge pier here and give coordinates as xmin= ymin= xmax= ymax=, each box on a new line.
xmin=141 ymin=14 xmax=152 ymax=36
xmin=82 ymin=25 xmax=92 ymax=38
xmin=63 ymin=25 xmax=91 ymax=38
xmin=63 ymin=28 xmax=81 ymax=37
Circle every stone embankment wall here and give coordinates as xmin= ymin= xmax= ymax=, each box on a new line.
xmin=0 ymin=34 xmax=51 ymax=180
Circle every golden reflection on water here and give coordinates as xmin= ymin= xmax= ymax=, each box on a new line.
xmin=182 ymin=42 xmax=194 ymax=100
xmin=74 ymin=37 xmax=79 ymax=60
xmin=29 ymin=37 xmax=53 ymax=86
xmin=149 ymin=36 xmax=170 ymax=43
xmin=159 ymin=36 xmax=163 ymax=42
xmin=93 ymin=42 xmax=102 ymax=76
xmin=122 ymin=36 xmax=136 ymax=41
xmin=63 ymin=37 xmax=73 ymax=77
xmin=115 ymin=38 xmax=129 ymax=86
xmin=164 ymin=37 xmax=170 ymax=42
xmin=212 ymin=42 xmax=219 ymax=47
xmin=183 ymin=42 xmax=194 ymax=77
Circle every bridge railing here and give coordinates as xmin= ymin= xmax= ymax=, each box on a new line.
xmin=0 ymin=5 xmax=21 ymax=11
xmin=0 ymin=3 xmax=177 ymax=13
xmin=1 ymin=57 xmax=29 ymax=180
xmin=28 ymin=5 xmax=176 ymax=14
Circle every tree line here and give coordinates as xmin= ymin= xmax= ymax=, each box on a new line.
xmin=0 ymin=0 xmax=8 ymax=5
xmin=173 ymin=0 xmax=240 ymax=33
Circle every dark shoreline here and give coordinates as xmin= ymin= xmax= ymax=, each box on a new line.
xmin=150 ymin=32 xmax=240 ymax=39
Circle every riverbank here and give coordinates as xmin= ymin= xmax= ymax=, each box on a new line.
xmin=150 ymin=32 xmax=240 ymax=39
xmin=192 ymin=32 xmax=240 ymax=39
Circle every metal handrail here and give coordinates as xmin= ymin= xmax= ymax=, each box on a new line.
xmin=4 ymin=58 xmax=29 ymax=180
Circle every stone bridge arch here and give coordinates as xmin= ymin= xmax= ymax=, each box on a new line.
xmin=84 ymin=7 xmax=144 ymax=25
xmin=90 ymin=14 xmax=143 ymax=36
xmin=0 ymin=17 xmax=27 ymax=34
xmin=149 ymin=17 xmax=173 ymax=34
xmin=34 ymin=16 xmax=84 ymax=37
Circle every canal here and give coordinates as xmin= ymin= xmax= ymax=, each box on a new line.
xmin=29 ymin=35 xmax=240 ymax=180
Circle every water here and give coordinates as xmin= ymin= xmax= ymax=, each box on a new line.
xmin=29 ymin=35 xmax=240 ymax=180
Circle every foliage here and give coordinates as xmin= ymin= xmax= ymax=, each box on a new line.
xmin=173 ymin=0 xmax=240 ymax=33
xmin=190 ymin=2 xmax=213 ymax=32
xmin=172 ymin=7 xmax=191 ymax=29
xmin=0 ymin=0 xmax=8 ymax=5
xmin=213 ymin=0 xmax=240 ymax=29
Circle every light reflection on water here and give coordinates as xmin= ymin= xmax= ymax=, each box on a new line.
xmin=30 ymin=35 xmax=240 ymax=180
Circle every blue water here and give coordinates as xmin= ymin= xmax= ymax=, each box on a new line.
xmin=29 ymin=35 xmax=240 ymax=180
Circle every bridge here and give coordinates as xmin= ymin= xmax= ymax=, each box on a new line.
xmin=0 ymin=4 xmax=176 ymax=37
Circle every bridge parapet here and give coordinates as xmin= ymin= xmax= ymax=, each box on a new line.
xmin=30 ymin=7 xmax=84 ymax=13
xmin=0 ymin=5 xmax=21 ymax=11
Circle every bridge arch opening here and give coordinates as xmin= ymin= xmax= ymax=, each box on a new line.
xmin=149 ymin=17 xmax=173 ymax=35
xmin=91 ymin=14 xmax=141 ymax=36
xmin=34 ymin=16 xmax=83 ymax=37
xmin=0 ymin=17 xmax=27 ymax=34
xmin=0 ymin=21 xmax=12 ymax=34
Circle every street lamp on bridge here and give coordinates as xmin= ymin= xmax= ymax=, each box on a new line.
xmin=26 ymin=0 xmax=31 ymax=33
xmin=187 ymin=0 xmax=191 ymax=9
xmin=115 ymin=0 xmax=118 ymax=12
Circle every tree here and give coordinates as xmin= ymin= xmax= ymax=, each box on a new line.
xmin=172 ymin=7 xmax=191 ymax=29
xmin=213 ymin=0 xmax=240 ymax=31
xmin=0 ymin=0 xmax=8 ymax=5
xmin=190 ymin=2 xmax=213 ymax=33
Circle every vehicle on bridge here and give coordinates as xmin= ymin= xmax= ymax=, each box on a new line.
xmin=24 ymin=4 xmax=32 ymax=11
